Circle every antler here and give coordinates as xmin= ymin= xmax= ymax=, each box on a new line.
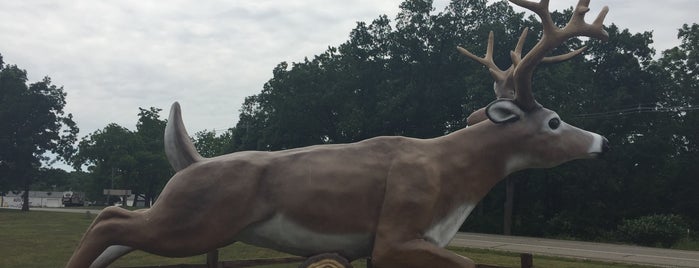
xmin=459 ymin=27 xmax=590 ymax=126
xmin=509 ymin=0 xmax=609 ymax=111
xmin=457 ymin=31 xmax=515 ymax=99
xmin=458 ymin=28 xmax=591 ymax=100
xmin=510 ymin=28 xmax=589 ymax=66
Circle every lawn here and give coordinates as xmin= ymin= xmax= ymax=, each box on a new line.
xmin=0 ymin=209 xmax=655 ymax=268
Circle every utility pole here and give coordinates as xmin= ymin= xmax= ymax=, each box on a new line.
xmin=504 ymin=177 xmax=515 ymax=236
xmin=106 ymin=167 xmax=115 ymax=205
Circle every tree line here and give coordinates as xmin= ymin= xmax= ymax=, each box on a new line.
xmin=1 ymin=0 xmax=696 ymax=245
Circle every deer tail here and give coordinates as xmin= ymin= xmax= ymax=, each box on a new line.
xmin=164 ymin=102 xmax=204 ymax=172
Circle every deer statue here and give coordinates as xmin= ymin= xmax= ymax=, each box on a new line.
xmin=66 ymin=1 xmax=610 ymax=267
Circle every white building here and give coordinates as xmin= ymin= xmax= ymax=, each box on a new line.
xmin=1 ymin=191 xmax=64 ymax=208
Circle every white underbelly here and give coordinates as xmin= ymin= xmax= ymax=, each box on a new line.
xmin=235 ymin=214 xmax=372 ymax=260
xmin=424 ymin=203 xmax=476 ymax=247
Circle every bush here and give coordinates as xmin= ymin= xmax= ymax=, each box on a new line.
xmin=616 ymin=214 xmax=689 ymax=247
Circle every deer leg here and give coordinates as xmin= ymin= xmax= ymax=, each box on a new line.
xmin=371 ymin=239 xmax=475 ymax=268
xmin=370 ymin=164 xmax=475 ymax=268
xmin=67 ymin=201 xmax=267 ymax=268
xmin=91 ymin=245 xmax=135 ymax=268
xmin=66 ymin=206 xmax=149 ymax=268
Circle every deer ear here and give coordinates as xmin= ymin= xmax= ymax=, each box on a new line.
xmin=466 ymin=107 xmax=488 ymax=126
xmin=486 ymin=99 xmax=524 ymax=124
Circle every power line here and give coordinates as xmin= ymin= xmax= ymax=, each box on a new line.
xmin=572 ymin=105 xmax=698 ymax=119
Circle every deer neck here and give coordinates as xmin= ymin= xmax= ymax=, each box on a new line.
xmin=430 ymin=121 xmax=524 ymax=202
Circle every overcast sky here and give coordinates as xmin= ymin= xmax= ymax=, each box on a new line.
xmin=0 ymin=0 xmax=696 ymax=166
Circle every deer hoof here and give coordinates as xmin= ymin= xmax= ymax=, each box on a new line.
xmin=300 ymin=253 xmax=352 ymax=268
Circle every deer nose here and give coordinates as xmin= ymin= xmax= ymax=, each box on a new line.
xmin=601 ymin=137 xmax=610 ymax=155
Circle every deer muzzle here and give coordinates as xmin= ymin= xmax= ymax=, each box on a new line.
xmin=588 ymin=133 xmax=609 ymax=158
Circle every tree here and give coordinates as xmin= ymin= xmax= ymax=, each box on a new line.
xmin=32 ymin=168 xmax=70 ymax=191
xmin=133 ymin=107 xmax=171 ymax=205
xmin=0 ymin=54 xmax=78 ymax=211
xmin=72 ymin=123 xmax=139 ymax=201
xmin=654 ymin=23 xmax=699 ymax=228
xmin=72 ymin=107 xmax=170 ymax=206
xmin=194 ymin=128 xmax=236 ymax=157
xmin=234 ymin=0 xmax=521 ymax=150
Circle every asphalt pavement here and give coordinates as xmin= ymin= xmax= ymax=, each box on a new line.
xmin=450 ymin=232 xmax=699 ymax=267
xmin=24 ymin=207 xmax=103 ymax=214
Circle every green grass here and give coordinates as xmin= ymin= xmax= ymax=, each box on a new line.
xmin=0 ymin=209 xmax=93 ymax=267
xmin=0 ymin=209 xmax=659 ymax=268
xmin=674 ymin=237 xmax=699 ymax=251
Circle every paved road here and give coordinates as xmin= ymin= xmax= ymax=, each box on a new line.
xmin=32 ymin=207 xmax=103 ymax=214
xmin=450 ymin=232 xmax=699 ymax=267
xmin=2 ymin=207 xmax=102 ymax=214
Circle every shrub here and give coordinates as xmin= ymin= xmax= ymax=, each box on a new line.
xmin=616 ymin=214 xmax=689 ymax=247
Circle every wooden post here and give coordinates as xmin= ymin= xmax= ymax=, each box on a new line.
xmin=520 ymin=253 xmax=533 ymax=268
xmin=206 ymin=250 xmax=219 ymax=268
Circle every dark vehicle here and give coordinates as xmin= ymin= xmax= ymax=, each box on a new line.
xmin=62 ymin=191 xmax=85 ymax=207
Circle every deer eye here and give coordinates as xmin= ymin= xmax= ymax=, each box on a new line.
xmin=548 ymin=118 xmax=561 ymax=130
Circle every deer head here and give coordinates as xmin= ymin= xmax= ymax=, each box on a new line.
xmin=458 ymin=0 xmax=609 ymax=170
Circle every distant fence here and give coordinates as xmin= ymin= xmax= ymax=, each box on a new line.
xmin=124 ymin=251 xmax=534 ymax=268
